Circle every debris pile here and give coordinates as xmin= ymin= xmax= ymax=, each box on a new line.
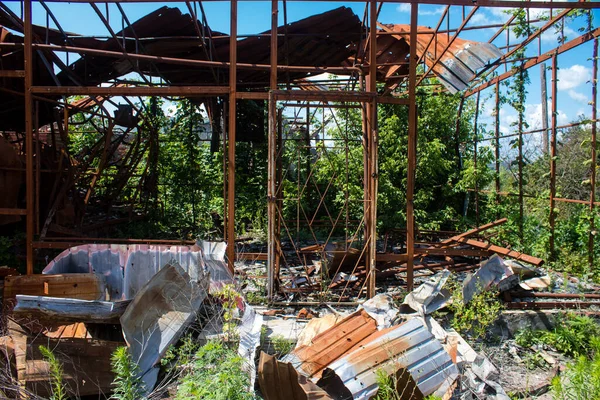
xmin=0 ymin=241 xmax=238 ymax=397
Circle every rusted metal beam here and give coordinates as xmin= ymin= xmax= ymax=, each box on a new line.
xmin=226 ymin=0 xmax=237 ymax=275
xmin=30 ymin=86 xmax=229 ymax=96
xmin=506 ymin=301 xmax=600 ymax=310
xmin=0 ymin=70 xmax=25 ymax=78
xmin=441 ymin=218 xmax=507 ymax=245
xmin=366 ymin=0 xmax=378 ymax=299
xmin=549 ymin=54 xmax=557 ymax=261
xmin=0 ymin=208 xmax=27 ymax=216
xmin=590 ymin=38 xmax=598 ymax=269
xmin=466 ymin=25 xmax=600 ymax=97
xmin=495 ymin=82 xmax=501 ymax=217
xmin=272 ymin=90 xmax=376 ymax=102
xmin=406 ymin=2 xmax=418 ymax=291
xmin=455 ymin=238 xmax=544 ymax=266
xmin=24 ymin=0 xmax=34 ymax=275
xmin=24 ymin=43 xmax=361 ymax=74
xmin=27 ymin=0 xmax=600 ymax=8
xmin=267 ymin=0 xmax=278 ymax=299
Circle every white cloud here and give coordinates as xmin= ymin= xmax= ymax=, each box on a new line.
xmin=541 ymin=25 xmax=579 ymax=44
xmin=397 ymin=4 xmax=444 ymax=16
xmin=568 ymin=90 xmax=589 ymax=103
xmin=419 ymin=6 xmax=445 ymax=16
xmin=396 ymin=4 xmax=410 ymax=13
xmin=469 ymin=12 xmax=492 ymax=26
xmin=557 ymin=64 xmax=591 ymax=91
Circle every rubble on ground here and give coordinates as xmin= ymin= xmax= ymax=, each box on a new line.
xmin=0 ymin=219 xmax=599 ymax=398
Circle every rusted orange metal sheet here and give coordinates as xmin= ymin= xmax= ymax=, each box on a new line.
xmin=289 ymin=310 xmax=378 ymax=378
xmin=285 ymin=316 xmax=458 ymax=399
xmin=258 ymin=352 xmax=332 ymax=400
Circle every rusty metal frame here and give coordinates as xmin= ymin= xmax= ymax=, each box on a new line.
xmin=2 ymin=0 xmax=600 ymax=303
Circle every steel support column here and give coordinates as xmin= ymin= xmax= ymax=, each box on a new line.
xmin=226 ymin=0 xmax=237 ymax=273
xmin=24 ymin=0 xmax=34 ymax=275
xmin=406 ymin=3 xmax=418 ymax=291
xmin=366 ymin=0 xmax=378 ymax=298
xmin=590 ymin=38 xmax=598 ymax=268
xmin=549 ymin=54 xmax=558 ymax=261
xmin=267 ymin=0 xmax=278 ymax=299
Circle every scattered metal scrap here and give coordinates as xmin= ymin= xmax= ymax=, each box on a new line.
xmin=0 ymin=241 xmax=235 ymax=397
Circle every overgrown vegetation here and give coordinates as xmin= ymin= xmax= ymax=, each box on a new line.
xmin=110 ymin=347 xmax=144 ymax=400
xmin=39 ymin=345 xmax=66 ymax=400
xmin=515 ymin=313 xmax=600 ymax=358
xmin=447 ymin=280 xmax=503 ymax=339
xmin=174 ymin=341 xmax=254 ymax=400
xmin=551 ymin=337 xmax=600 ymax=399
xmin=271 ymin=335 xmax=294 ymax=357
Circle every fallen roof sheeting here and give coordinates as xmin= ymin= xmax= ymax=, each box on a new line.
xmin=258 ymin=352 xmax=333 ymax=400
xmin=286 ymin=309 xmax=378 ymax=378
xmin=376 ymin=24 xmax=503 ymax=94
xmin=120 ymin=262 xmax=209 ymax=392
xmin=284 ymin=311 xmax=457 ymax=399
xmin=320 ymin=318 xmax=458 ymax=399
xmin=42 ymin=241 xmax=232 ymax=300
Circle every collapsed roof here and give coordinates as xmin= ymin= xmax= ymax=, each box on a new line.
xmin=0 ymin=5 xmax=503 ymax=130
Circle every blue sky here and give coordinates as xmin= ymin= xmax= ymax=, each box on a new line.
xmin=5 ymin=1 xmax=599 ymax=156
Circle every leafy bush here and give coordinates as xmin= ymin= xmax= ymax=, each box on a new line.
xmin=271 ymin=335 xmax=294 ymax=357
xmin=175 ymin=341 xmax=254 ymax=400
xmin=110 ymin=347 xmax=144 ymax=400
xmin=515 ymin=313 xmax=600 ymax=358
xmin=551 ymin=336 xmax=600 ymax=399
xmin=39 ymin=345 xmax=66 ymax=400
xmin=447 ymin=279 xmax=503 ymax=339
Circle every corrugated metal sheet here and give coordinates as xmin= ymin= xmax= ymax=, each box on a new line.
xmin=120 ymin=262 xmax=209 ymax=393
xmin=285 ymin=315 xmax=457 ymax=399
xmin=285 ymin=310 xmax=378 ymax=378
xmin=43 ymin=241 xmax=232 ymax=300
xmin=323 ymin=318 xmax=458 ymax=399
xmin=383 ymin=24 xmax=503 ymax=93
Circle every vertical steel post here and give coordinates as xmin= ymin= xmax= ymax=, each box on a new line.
xmin=549 ymin=54 xmax=558 ymax=261
xmin=24 ymin=0 xmax=34 ymax=275
xmin=473 ymin=91 xmax=480 ymax=226
xmin=227 ymin=0 xmax=237 ymax=273
xmin=541 ymin=63 xmax=549 ymax=154
xmin=518 ymin=66 xmax=524 ymax=244
xmin=589 ymin=39 xmax=598 ymax=268
xmin=406 ymin=3 xmax=418 ymax=291
xmin=366 ymin=0 xmax=378 ymax=298
xmin=495 ymin=82 xmax=501 ymax=218
xmin=267 ymin=0 xmax=278 ymax=298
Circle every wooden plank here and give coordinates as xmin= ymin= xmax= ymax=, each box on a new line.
xmin=3 ymin=274 xmax=106 ymax=308
xmin=24 ymin=336 xmax=120 ymax=397
xmin=440 ymin=218 xmax=508 ymax=245
xmin=456 ymin=238 xmax=544 ymax=266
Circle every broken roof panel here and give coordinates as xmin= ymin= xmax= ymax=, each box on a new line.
xmin=381 ymin=24 xmax=503 ymax=93
xmin=42 ymin=242 xmax=232 ymax=300
xmin=323 ymin=318 xmax=458 ymax=399
xmin=286 ymin=314 xmax=457 ymax=399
